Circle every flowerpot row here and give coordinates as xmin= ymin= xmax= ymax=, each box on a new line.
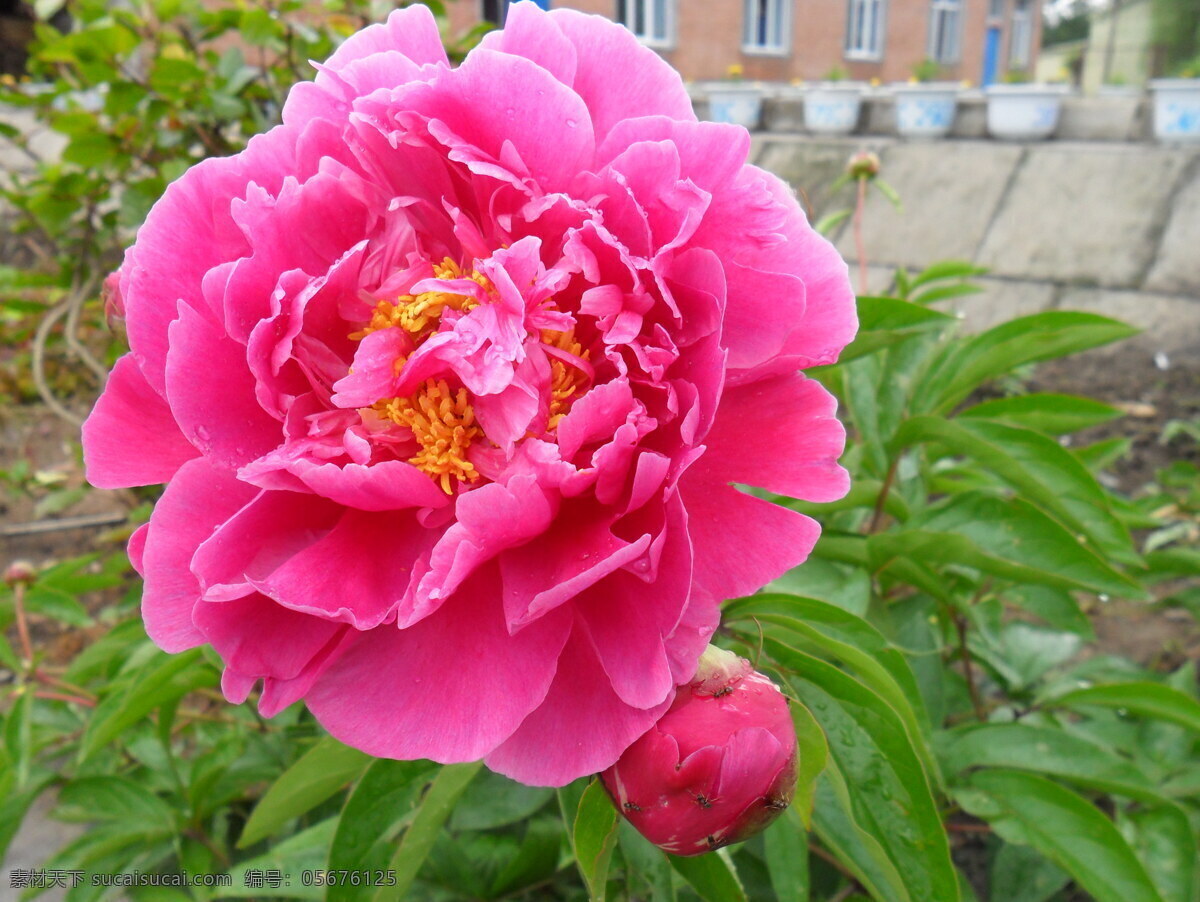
xmin=698 ymin=80 xmax=1200 ymax=143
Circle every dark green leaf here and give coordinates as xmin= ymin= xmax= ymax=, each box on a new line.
xmin=375 ymin=761 xmax=482 ymax=901
xmin=1045 ymin=683 xmax=1200 ymax=734
xmin=937 ymin=723 xmax=1165 ymax=803
xmin=955 ymin=769 xmax=1164 ymax=902
xmin=959 ymin=393 xmax=1123 ymax=435
xmin=837 ymin=297 xmax=957 ymax=362
xmin=327 ymin=759 xmax=439 ymax=901
xmin=238 ymin=736 xmax=370 ymax=848
xmin=915 ymin=312 xmax=1138 ymax=414
xmin=892 ymin=416 xmax=1136 ymax=565
xmin=669 ymin=849 xmax=747 ymax=902
xmin=764 ymin=638 xmax=959 ymax=902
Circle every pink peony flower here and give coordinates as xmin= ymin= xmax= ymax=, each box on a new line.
xmin=601 ymin=647 xmax=797 ymax=855
xmin=82 ymin=4 xmax=854 ymax=786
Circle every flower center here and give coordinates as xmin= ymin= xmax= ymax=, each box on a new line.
xmin=374 ymin=379 xmax=481 ymax=494
xmin=350 ymin=258 xmax=484 ymax=341
xmin=543 ymin=330 xmax=591 ymax=428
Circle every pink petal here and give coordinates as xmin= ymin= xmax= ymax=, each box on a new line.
xmin=402 ymin=474 xmax=558 ymax=628
xmin=307 ymin=569 xmax=572 ymax=763
xmin=499 ymin=509 xmax=651 ymax=629
xmin=323 ymin=4 xmax=448 ymax=73
xmin=83 ymin=355 xmax=198 ymax=489
xmin=191 ymin=490 xmax=343 ymax=601
xmin=165 ymin=305 xmax=282 ymax=471
xmin=194 ymin=593 xmax=345 ymax=682
xmin=479 ymin=0 xmax=577 ymax=85
xmin=399 ymin=48 xmax=594 ymax=192
xmin=681 ymin=478 xmax=821 ymax=602
xmin=548 ymin=9 xmax=695 ymax=141
xmin=698 ymin=374 xmax=849 ymax=502
xmin=255 ymin=509 xmax=432 ymax=629
xmin=486 ymin=628 xmax=674 ymax=787
xmin=139 ymin=458 xmax=257 ymax=652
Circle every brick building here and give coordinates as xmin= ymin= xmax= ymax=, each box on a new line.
xmin=446 ymin=0 xmax=1044 ymax=85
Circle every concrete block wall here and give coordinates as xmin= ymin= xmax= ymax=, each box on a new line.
xmin=752 ymin=136 xmax=1200 ymax=362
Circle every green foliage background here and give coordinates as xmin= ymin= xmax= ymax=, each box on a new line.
xmin=2 ymin=3 xmax=1199 ymax=901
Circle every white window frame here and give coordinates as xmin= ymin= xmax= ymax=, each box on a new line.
xmin=927 ymin=0 xmax=963 ymax=64
xmin=618 ymin=0 xmax=674 ymax=48
xmin=743 ymin=0 xmax=790 ymax=55
xmin=1009 ymin=0 xmax=1032 ymax=67
xmin=844 ymin=0 xmax=886 ymax=62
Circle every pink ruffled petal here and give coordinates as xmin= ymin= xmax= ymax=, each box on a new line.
xmin=547 ymin=8 xmax=695 ymax=141
xmin=307 ymin=569 xmax=572 ymax=763
xmin=479 ymin=0 xmax=578 ymax=85
xmin=83 ymin=355 xmax=198 ymax=489
xmin=681 ymin=478 xmax=821 ymax=602
xmin=165 ymin=305 xmax=283 ymax=471
xmin=486 ymin=628 xmax=674 ymax=787
xmin=698 ymin=373 xmax=850 ymax=503
xmin=194 ymin=593 xmax=345 ymax=683
xmin=255 ymin=509 xmax=433 ymax=629
xmin=139 ymin=458 xmax=257 ymax=652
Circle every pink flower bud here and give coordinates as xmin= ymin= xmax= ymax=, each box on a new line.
xmin=4 ymin=560 xmax=36 ymax=587
xmin=846 ymin=149 xmax=881 ymax=180
xmin=601 ymin=647 xmax=797 ymax=856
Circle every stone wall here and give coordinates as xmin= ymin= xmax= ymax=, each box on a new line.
xmin=752 ymin=134 xmax=1200 ymax=362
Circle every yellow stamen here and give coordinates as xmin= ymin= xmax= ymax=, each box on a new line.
xmin=374 ymin=378 xmax=481 ymax=494
xmin=542 ymin=330 xmax=590 ymax=428
xmin=349 ymin=258 xmax=488 ymax=340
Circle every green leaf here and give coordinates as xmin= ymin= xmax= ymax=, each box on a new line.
xmin=763 ymin=638 xmax=959 ymax=902
xmin=764 ymin=807 xmax=809 ymax=902
xmin=448 ymin=768 xmax=553 ymax=831
xmin=1120 ymin=805 xmax=1197 ymax=902
xmin=989 ymin=843 xmax=1070 ymax=902
xmin=915 ymin=312 xmax=1138 ymax=414
xmin=375 ymin=761 xmax=482 ymax=901
xmin=224 ymin=819 xmax=337 ymax=899
xmin=55 ymin=776 xmax=175 ymax=830
xmin=22 ymin=584 xmax=92 ymax=627
xmin=82 ymin=648 xmax=218 ymax=760
xmin=326 ymin=759 xmax=439 ymax=902
xmin=238 ymin=736 xmax=370 ymax=848
xmin=955 ymin=769 xmax=1165 ymax=902
xmin=668 ymin=848 xmax=747 ymax=902
xmin=876 ymin=492 xmax=1143 ymax=598
xmin=791 ymin=698 xmax=829 ymax=828
xmin=892 ymin=416 xmax=1136 ymax=565
xmin=959 ymin=393 xmax=1123 ymax=435
xmin=726 ymin=595 xmax=939 ymax=785
xmin=837 ymin=296 xmax=957 ymax=362
xmin=489 ymin=817 xmax=566 ymax=898
xmin=1045 ymin=682 xmax=1200 ymax=734
xmin=908 ymin=259 xmax=989 ymax=289
xmin=571 ymin=778 xmax=620 ymax=902
xmin=936 ymin=723 xmax=1165 ymax=803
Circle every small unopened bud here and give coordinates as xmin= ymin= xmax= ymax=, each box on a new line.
xmin=601 ymin=646 xmax=797 ymax=856
xmin=102 ymin=271 xmax=125 ymax=327
xmin=846 ymin=149 xmax=881 ymax=180
xmin=4 ymin=561 xmax=37 ymax=587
